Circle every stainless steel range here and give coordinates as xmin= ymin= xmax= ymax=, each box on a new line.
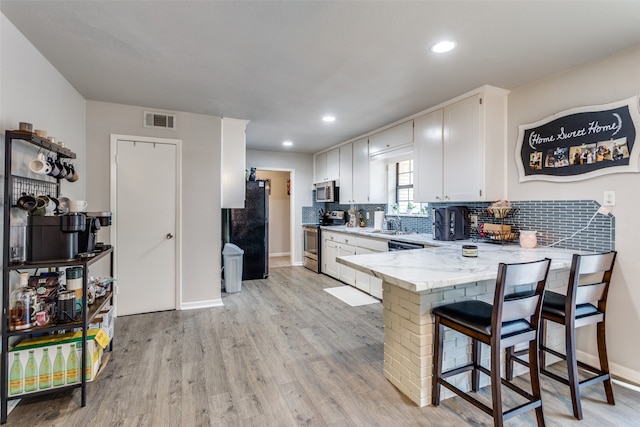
xmin=303 ymin=211 xmax=346 ymax=273
xmin=303 ymin=224 xmax=321 ymax=273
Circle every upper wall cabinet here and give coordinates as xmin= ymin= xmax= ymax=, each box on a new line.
xmin=368 ymin=120 xmax=413 ymax=156
xmin=339 ymin=143 xmax=354 ymax=204
xmin=314 ymin=147 xmax=340 ymax=183
xmin=338 ymin=137 xmax=383 ymax=204
xmin=414 ymin=87 xmax=508 ymax=202
xmin=221 ymin=118 xmax=250 ymax=208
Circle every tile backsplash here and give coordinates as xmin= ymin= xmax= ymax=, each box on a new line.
xmin=303 ymin=197 xmax=614 ymax=253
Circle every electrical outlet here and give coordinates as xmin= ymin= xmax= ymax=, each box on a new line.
xmin=470 ymin=215 xmax=478 ymax=228
xmin=366 ymin=212 xmax=370 ymax=219
xmin=603 ymin=190 xmax=616 ymax=207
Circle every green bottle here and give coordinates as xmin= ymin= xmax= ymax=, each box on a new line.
xmin=53 ymin=346 xmax=65 ymax=386
xmin=85 ymin=344 xmax=92 ymax=381
xmin=66 ymin=344 xmax=78 ymax=384
xmin=9 ymin=353 xmax=23 ymax=395
xmin=24 ymin=350 xmax=37 ymax=392
xmin=39 ymin=348 xmax=52 ymax=389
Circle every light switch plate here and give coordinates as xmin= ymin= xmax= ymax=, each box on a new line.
xmin=603 ymin=190 xmax=616 ymax=207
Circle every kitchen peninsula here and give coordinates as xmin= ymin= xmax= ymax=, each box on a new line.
xmin=337 ymin=243 xmax=576 ymax=407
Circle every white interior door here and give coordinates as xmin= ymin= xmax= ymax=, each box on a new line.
xmin=114 ymin=138 xmax=178 ymax=316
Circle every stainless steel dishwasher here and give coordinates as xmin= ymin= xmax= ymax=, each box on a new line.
xmin=387 ymin=240 xmax=425 ymax=251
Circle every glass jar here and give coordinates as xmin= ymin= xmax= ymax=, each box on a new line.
xmin=9 ymin=273 xmax=37 ymax=330
xmin=519 ymin=230 xmax=538 ymax=248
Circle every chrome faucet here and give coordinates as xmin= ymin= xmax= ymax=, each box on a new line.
xmin=386 ymin=216 xmax=402 ymax=231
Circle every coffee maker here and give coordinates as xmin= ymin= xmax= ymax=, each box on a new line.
xmin=78 ymin=211 xmax=112 ymax=253
xmin=27 ymin=214 xmax=85 ymax=261
xmin=432 ymin=206 xmax=470 ymax=241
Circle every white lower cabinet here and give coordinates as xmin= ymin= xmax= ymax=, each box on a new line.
xmin=339 ymin=244 xmax=356 ymax=286
xmin=324 ymin=239 xmax=340 ymax=279
xmin=323 ymin=231 xmax=385 ymax=299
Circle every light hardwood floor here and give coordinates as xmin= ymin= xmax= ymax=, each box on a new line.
xmin=7 ymin=266 xmax=640 ymax=426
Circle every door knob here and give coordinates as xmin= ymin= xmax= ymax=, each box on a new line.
xmin=166 ymin=233 xmax=174 ymax=239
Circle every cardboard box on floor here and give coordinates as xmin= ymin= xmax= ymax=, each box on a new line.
xmin=8 ymin=329 xmax=109 ymax=397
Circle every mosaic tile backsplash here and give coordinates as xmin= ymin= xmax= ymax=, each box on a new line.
xmin=303 ymin=196 xmax=614 ymax=253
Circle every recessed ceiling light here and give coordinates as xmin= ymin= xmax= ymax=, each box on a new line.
xmin=322 ymin=116 xmax=336 ymax=122
xmin=283 ymin=141 xmax=293 ymax=146
xmin=430 ymin=40 xmax=455 ymax=54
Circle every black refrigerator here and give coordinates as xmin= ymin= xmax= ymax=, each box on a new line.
xmin=222 ymin=180 xmax=269 ymax=280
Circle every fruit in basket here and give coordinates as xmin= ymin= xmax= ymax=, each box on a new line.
xmin=487 ymin=200 xmax=512 ymax=218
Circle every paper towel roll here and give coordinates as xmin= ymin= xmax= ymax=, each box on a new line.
xmin=374 ymin=211 xmax=385 ymax=230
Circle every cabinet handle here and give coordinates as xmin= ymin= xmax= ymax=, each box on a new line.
xmin=166 ymin=233 xmax=174 ymax=239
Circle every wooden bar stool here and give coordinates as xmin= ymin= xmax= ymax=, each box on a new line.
xmin=432 ymin=258 xmax=551 ymax=427
xmin=508 ymin=251 xmax=617 ymax=420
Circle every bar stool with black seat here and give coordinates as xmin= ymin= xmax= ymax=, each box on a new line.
xmin=507 ymin=251 xmax=617 ymax=420
xmin=432 ymin=258 xmax=551 ymax=427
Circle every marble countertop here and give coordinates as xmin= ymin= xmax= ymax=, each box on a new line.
xmin=337 ymin=243 xmax=578 ymax=293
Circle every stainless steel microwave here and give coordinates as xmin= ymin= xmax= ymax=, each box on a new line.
xmin=315 ymin=181 xmax=336 ymax=203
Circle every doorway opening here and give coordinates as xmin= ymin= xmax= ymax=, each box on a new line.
xmin=256 ymin=169 xmax=293 ymax=268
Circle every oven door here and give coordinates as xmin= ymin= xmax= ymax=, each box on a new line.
xmin=303 ymin=226 xmax=320 ymax=272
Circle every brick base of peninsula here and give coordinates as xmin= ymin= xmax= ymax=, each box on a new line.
xmin=338 ymin=243 xmax=574 ymax=407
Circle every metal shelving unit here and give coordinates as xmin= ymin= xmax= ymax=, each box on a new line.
xmin=1 ymin=131 xmax=113 ymax=424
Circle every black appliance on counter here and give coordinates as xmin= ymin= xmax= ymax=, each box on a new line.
xmin=432 ymin=206 xmax=470 ymax=241
xmin=78 ymin=211 xmax=112 ymax=253
xmin=27 ymin=214 xmax=85 ymax=262
xmin=222 ymin=180 xmax=269 ymax=280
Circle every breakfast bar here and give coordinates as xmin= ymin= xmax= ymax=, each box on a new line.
xmin=337 ymin=243 xmax=576 ymax=407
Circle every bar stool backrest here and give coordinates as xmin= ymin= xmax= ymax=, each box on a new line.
xmin=498 ymin=260 xmax=551 ymax=324
xmin=569 ymin=251 xmax=616 ymax=316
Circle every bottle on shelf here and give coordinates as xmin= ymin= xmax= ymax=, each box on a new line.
xmin=66 ymin=344 xmax=78 ymax=384
xmin=24 ymin=350 xmax=37 ymax=392
xmin=38 ymin=348 xmax=52 ymax=389
xmin=9 ymin=272 xmax=37 ymax=331
xmin=85 ymin=345 xmax=92 ymax=381
xmin=9 ymin=353 xmax=23 ymax=395
xmin=53 ymin=346 xmax=65 ymax=387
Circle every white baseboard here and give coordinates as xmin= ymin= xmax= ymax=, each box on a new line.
xmin=292 ymin=261 xmax=304 ymax=267
xmin=270 ymin=252 xmax=291 ymax=257
xmin=180 ymin=299 xmax=224 ymax=310
xmin=577 ymin=349 xmax=640 ymax=385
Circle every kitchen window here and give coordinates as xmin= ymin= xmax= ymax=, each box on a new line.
xmin=394 ymin=160 xmax=427 ymax=214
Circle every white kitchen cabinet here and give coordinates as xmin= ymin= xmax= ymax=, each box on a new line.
xmin=339 ymin=243 xmax=356 ymax=286
xmin=413 ymin=87 xmax=508 ymax=202
xmin=314 ymin=147 xmax=340 ymax=183
xmin=413 ymin=109 xmax=443 ymax=202
xmin=322 ymin=230 xmax=357 ymax=287
xmin=324 ymin=239 xmax=340 ymax=279
xmin=339 ymin=143 xmax=354 ymax=204
xmin=323 ymin=231 xmax=385 ymax=299
xmin=369 ymin=120 xmax=414 ymax=156
xmin=338 ymin=138 xmax=385 ymax=204
xmin=221 ymin=118 xmax=250 ymax=208
xmin=354 ymin=246 xmax=383 ymax=298
xmin=354 ymin=236 xmax=386 ymax=299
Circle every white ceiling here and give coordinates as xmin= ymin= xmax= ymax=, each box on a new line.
xmin=3 ymin=1 xmax=640 ymax=154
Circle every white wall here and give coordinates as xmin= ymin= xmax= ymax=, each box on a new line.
xmin=86 ymin=101 xmax=223 ymax=308
xmin=0 ymin=13 xmax=86 ymax=201
xmin=247 ymin=150 xmax=313 ymax=265
xmin=507 ymin=45 xmax=640 ymax=382
xmin=256 ymin=170 xmax=291 ymax=256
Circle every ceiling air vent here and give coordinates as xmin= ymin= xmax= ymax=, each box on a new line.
xmin=144 ymin=111 xmax=177 ymax=130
